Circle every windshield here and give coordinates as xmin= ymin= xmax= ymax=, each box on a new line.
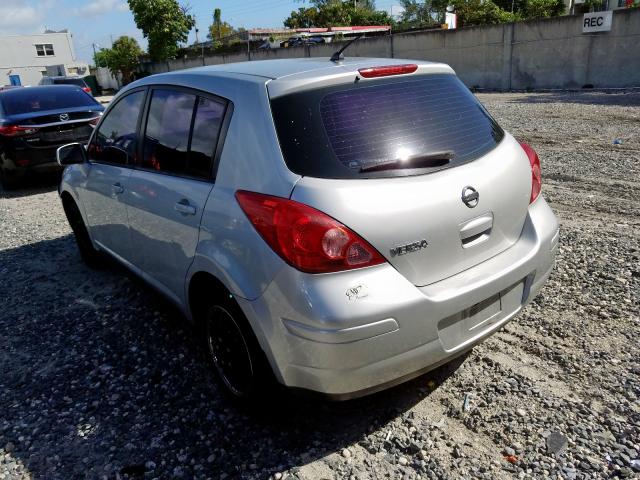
xmin=270 ymin=73 xmax=504 ymax=178
xmin=54 ymin=78 xmax=86 ymax=86
xmin=0 ymin=87 xmax=99 ymax=115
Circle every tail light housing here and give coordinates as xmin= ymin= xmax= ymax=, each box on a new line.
xmin=82 ymin=87 xmax=92 ymax=94
xmin=0 ymin=125 xmax=38 ymax=137
xmin=519 ymin=142 xmax=542 ymax=203
xmin=358 ymin=64 xmax=418 ymax=78
xmin=88 ymin=115 xmax=101 ymax=127
xmin=236 ymin=190 xmax=386 ymax=274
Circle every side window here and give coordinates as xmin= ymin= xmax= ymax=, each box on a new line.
xmin=188 ymin=96 xmax=226 ymax=178
xmin=141 ymin=88 xmax=226 ymax=180
xmin=141 ymin=89 xmax=195 ymax=175
xmin=88 ymin=91 xmax=144 ymax=165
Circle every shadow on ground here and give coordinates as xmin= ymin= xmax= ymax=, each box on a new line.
xmin=501 ymin=90 xmax=640 ymax=107
xmin=0 ymin=173 xmax=60 ymax=199
xmin=0 ymin=235 xmax=465 ymax=479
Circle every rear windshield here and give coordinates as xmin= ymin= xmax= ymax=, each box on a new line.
xmin=54 ymin=78 xmax=85 ymax=86
xmin=0 ymin=88 xmax=98 ymax=115
xmin=270 ymin=74 xmax=504 ymax=178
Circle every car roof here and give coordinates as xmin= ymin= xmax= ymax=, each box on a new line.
xmin=0 ymin=85 xmax=85 ymax=97
xmin=161 ymin=57 xmax=450 ymax=81
xmin=132 ymin=57 xmax=455 ymax=99
xmin=45 ymin=76 xmax=83 ymax=79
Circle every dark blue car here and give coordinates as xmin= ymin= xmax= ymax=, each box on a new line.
xmin=0 ymin=85 xmax=104 ymax=189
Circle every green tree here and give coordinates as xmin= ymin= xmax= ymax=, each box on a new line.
xmin=127 ymin=0 xmax=195 ymax=60
xmin=207 ymin=8 xmax=236 ymax=42
xmin=395 ymin=0 xmax=450 ymax=29
xmin=94 ymin=49 xmax=110 ymax=68
xmin=284 ymin=7 xmax=319 ymax=28
xmin=522 ymin=0 xmax=565 ymax=18
xmin=284 ymin=0 xmax=393 ymax=28
xmin=97 ymin=36 xmax=143 ymax=84
xmin=451 ymin=0 xmax=519 ymax=26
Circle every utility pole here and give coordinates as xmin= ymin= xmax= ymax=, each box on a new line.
xmin=92 ymin=43 xmax=98 ymax=67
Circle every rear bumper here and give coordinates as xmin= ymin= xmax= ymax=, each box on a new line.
xmin=1 ymin=145 xmax=63 ymax=175
xmin=237 ymin=197 xmax=559 ymax=397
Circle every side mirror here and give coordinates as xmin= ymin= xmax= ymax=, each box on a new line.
xmin=57 ymin=143 xmax=87 ymax=166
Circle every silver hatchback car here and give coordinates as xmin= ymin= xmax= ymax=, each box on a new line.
xmin=57 ymin=57 xmax=559 ymax=400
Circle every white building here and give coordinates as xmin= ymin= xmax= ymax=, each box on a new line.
xmin=0 ymin=30 xmax=89 ymax=87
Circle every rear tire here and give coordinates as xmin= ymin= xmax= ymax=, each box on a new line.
xmin=201 ymin=296 xmax=276 ymax=402
xmin=62 ymin=196 xmax=104 ymax=269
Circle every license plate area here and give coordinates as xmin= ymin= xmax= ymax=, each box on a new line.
xmin=437 ymin=280 xmax=524 ymax=351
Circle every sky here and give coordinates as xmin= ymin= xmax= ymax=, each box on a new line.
xmin=0 ymin=0 xmax=401 ymax=64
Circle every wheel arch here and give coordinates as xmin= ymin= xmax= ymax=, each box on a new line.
xmin=186 ymin=269 xmax=283 ymax=383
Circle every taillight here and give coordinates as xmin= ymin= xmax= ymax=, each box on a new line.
xmin=358 ymin=64 xmax=418 ymax=78
xmin=0 ymin=125 xmax=38 ymax=137
xmin=83 ymin=87 xmax=92 ymax=94
xmin=236 ymin=190 xmax=386 ymax=274
xmin=519 ymin=142 xmax=541 ymax=203
xmin=89 ymin=116 xmax=101 ymax=126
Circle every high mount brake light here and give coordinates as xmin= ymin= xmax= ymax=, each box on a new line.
xmin=358 ymin=64 xmax=418 ymax=78
xmin=236 ymin=190 xmax=386 ymax=274
xmin=0 ymin=125 xmax=38 ymax=137
xmin=519 ymin=142 xmax=542 ymax=203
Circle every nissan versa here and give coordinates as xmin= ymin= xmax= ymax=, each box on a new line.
xmin=57 ymin=57 xmax=559 ymax=400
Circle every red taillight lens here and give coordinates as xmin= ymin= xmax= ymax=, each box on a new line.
xmin=83 ymin=87 xmax=92 ymax=94
xmin=0 ymin=125 xmax=38 ymax=137
xmin=519 ymin=142 xmax=542 ymax=203
xmin=358 ymin=64 xmax=418 ymax=78
xmin=236 ymin=190 xmax=386 ymax=274
xmin=88 ymin=116 xmax=101 ymax=126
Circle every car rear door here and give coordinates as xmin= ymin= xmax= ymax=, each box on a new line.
xmin=81 ymin=89 xmax=146 ymax=263
xmin=125 ymin=87 xmax=229 ymax=302
xmin=270 ymin=72 xmax=532 ymax=286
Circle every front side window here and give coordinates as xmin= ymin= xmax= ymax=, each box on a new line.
xmin=88 ymin=91 xmax=145 ymax=165
xmin=141 ymin=89 xmax=226 ymax=180
xmin=35 ymin=44 xmax=55 ymax=56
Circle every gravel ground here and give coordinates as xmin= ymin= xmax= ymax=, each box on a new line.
xmin=0 ymin=91 xmax=638 ymax=480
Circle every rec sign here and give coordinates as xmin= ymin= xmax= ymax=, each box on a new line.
xmin=583 ymin=11 xmax=613 ymax=33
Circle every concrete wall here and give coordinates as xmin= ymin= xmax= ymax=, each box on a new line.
xmin=139 ymin=9 xmax=640 ymax=90
xmin=95 ymin=67 xmax=121 ymax=91
xmin=0 ymin=32 xmax=89 ymax=87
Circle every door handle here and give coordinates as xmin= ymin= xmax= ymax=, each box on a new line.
xmin=112 ymin=182 xmax=124 ymax=194
xmin=174 ymin=199 xmax=196 ymax=216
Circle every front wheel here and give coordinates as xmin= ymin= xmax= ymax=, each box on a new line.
xmin=62 ymin=197 xmax=104 ymax=269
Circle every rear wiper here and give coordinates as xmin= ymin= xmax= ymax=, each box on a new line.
xmin=359 ymin=151 xmax=455 ymax=173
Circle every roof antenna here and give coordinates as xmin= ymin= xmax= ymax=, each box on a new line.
xmin=330 ymin=34 xmax=364 ymax=63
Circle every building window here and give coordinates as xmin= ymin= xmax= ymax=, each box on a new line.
xmin=35 ymin=44 xmax=55 ymax=56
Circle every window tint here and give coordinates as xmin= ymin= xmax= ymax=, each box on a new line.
xmin=141 ymin=89 xmax=225 ymax=180
xmin=88 ymin=91 xmax=144 ymax=165
xmin=142 ymin=90 xmax=195 ymax=174
xmin=270 ymin=74 xmax=504 ymax=179
xmin=0 ymin=87 xmax=99 ymax=115
xmin=54 ymin=78 xmax=85 ymax=87
xmin=188 ymin=97 xmax=225 ymax=178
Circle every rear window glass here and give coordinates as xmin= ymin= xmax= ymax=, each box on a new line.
xmin=54 ymin=78 xmax=85 ymax=87
xmin=270 ymin=74 xmax=504 ymax=178
xmin=0 ymin=88 xmax=98 ymax=115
